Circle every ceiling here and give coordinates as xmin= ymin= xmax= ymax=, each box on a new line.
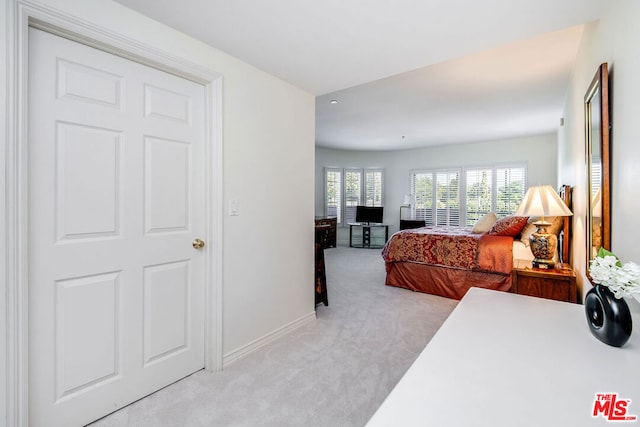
xmin=114 ymin=0 xmax=609 ymax=151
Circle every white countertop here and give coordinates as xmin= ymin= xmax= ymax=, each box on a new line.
xmin=367 ymin=288 xmax=640 ymax=427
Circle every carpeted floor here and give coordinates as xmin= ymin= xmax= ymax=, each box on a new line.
xmin=91 ymin=246 xmax=457 ymax=427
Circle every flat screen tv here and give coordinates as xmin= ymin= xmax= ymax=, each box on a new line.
xmin=355 ymin=206 xmax=383 ymax=224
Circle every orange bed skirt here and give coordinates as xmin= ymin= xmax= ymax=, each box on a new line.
xmin=385 ymin=261 xmax=512 ymax=300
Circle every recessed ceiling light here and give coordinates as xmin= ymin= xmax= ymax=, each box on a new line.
xmin=329 ymin=99 xmax=339 ymax=104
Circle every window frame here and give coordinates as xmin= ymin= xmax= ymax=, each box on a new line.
xmin=410 ymin=168 xmax=461 ymax=227
xmin=324 ymin=167 xmax=342 ymax=223
xmin=410 ymin=163 xmax=527 ymax=227
xmin=325 ymin=168 xmax=385 ymax=226
xmin=493 ymin=165 xmax=528 ymax=218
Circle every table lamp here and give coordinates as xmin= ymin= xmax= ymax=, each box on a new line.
xmin=514 ymin=185 xmax=573 ymax=269
xmin=401 ymin=194 xmax=414 ymax=220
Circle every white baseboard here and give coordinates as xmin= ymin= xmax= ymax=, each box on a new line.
xmin=222 ymin=310 xmax=317 ymax=367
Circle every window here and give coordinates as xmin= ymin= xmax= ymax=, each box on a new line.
xmin=411 ymin=172 xmax=433 ymax=225
xmin=325 ymin=169 xmax=342 ymax=222
xmin=365 ymin=170 xmax=383 ymax=206
xmin=344 ymin=170 xmax=362 ymax=224
xmin=325 ymin=168 xmax=384 ymax=225
xmin=411 ymin=164 xmax=526 ymax=227
xmin=590 ymin=162 xmax=601 ymax=198
xmin=437 ymin=171 xmax=460 ymax=226
xmin=466 ymin=168 xmax=492 ymax=226
xmin=411 ymin=169 xmax=460 ymax=227
xmin=495 ymin=167 xmax=526 ymax=217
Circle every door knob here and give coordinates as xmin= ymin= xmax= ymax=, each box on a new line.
xmin=192 ymin=238 xmax=206 ymax=250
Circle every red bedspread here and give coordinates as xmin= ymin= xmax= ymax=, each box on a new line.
xmin=382 ymin=226 xmax=513 ymax=275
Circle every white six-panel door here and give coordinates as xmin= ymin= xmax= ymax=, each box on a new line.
xmin=28 ymin=28 xmax=206 ymax=426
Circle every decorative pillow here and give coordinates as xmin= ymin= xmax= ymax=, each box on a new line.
xmin=520 ymin=216 xmax=564 ymax=246
xmin=488 ymin=216 xmax=529 ymax=237
xmin=472 ymin=212 xmax=497 ymax=234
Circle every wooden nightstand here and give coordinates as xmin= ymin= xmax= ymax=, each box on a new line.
xmin=511 ymin=259 xmax=577 ymax=303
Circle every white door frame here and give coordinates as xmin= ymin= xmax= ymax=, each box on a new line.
xmin=4 ymin=2 xmax=224 ymax=425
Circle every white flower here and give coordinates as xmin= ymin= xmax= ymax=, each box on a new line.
xmin=590 ymin=256 xmax=640 ymax=299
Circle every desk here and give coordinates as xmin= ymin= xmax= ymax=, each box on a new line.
xmin=349 ymin=223 xmax=389 ymax=248
xmin=367 ymin=288 xmax=640 ymax=427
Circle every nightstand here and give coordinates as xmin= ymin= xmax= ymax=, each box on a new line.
xmin=511 ymin=259 xmax=577 ymax=303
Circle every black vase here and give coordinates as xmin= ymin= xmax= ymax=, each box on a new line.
xmin=585 ymin=284 xmax=633 ymax=347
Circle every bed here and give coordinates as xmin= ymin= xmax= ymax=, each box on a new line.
xmin=382 ymin=185 xmax=572 ymax=300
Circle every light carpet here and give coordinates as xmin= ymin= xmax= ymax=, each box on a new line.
xmin=91 ymin=246 xmax=457 ymax=427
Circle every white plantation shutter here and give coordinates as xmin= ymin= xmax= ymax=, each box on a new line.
xmin=325 ymin=168 xmax=385 ymax=226
xmin=591 ymin=163 xmax=601 ymax=197
xmin=411 ymin=170 xmax=459 ymax=226
xmin=411 ymin=164 xmax=526 ymax=227
xmin=365 ymin=170 xmax=383 ymax=207
xmin=466 ymin=168 xmax=493 ymax=226
xmin=496 ymin=166 xmax=526 ymax=217
xmin=344 ymin=170 xmax=362 ymax=224
xmin=436 ymin=170 xmax=460 ymax=226
xmin=325 ymin=168 xmax=342 ymax=223
xmin=411 ymin=172 xmax=434 ymax=225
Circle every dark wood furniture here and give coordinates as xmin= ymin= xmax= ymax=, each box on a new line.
xmin=315 ymin=217 xmax=337 ymax=249
xmin=511 ymin=259 xmax=577 ymax=303
xmin=349 ymin=223 xmax=389 ymax=248
xmin=313 ymin=223 xmax=330 ymax=307
xmin=558 ymin=185 xmax=572 ymax=264
xmin=400 ymin=219 xmax=425 ymax=230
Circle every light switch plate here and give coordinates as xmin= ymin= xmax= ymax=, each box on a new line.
xmin=229 ymin=199 xmax=239 ymax=216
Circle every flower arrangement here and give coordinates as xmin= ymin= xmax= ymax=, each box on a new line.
xmin=589 ymin=248 xmax=640 ymax=299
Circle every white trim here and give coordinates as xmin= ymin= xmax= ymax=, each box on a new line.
xmin=5 ymin=3 xmax=29 ymax=426
xmin=5 ymin=2 xmax=224 ymax=425
xmin=222 ymin=311 xmax=317 ymax=368
xmin=205 ymin=76 xmax=225 ymax=372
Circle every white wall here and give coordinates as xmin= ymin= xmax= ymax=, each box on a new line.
xmin=558 ymin=0 xmax=640 ymax=299
xmin=0 ymin=1 xmax=7 ymax=422
xmin=316 ymin=133 xmax=558 ymax=243
xmin=1 ymin=3 xmax=315 ymax=420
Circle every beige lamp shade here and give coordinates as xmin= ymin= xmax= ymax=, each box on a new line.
xmin=514 ymin=185 xmax=573 ymax=218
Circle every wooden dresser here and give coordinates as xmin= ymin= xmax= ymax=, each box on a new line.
xmin=314 ymin=217 xmax=334 ymax=307
xmin=314 ymin=217 xmax=337 ymax=249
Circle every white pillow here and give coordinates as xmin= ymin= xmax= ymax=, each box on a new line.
xmin=472 ymin=212 xmax=497 ymax=234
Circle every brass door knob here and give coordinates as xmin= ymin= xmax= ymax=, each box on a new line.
xmin=192 ymin=238 xmax=205 ymax=249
